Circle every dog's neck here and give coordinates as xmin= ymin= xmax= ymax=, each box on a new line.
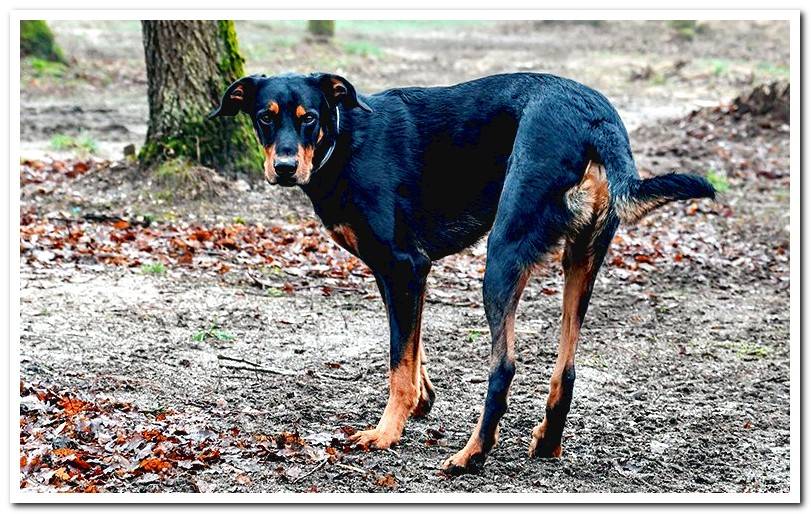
xmin=311 ymin=106 xmax=340 ymax=174
xmin=301 ymin=105 xmax=366 ymax=212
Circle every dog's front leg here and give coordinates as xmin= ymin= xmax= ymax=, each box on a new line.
xmin=350 ymin=251 xmax=430 ymax=450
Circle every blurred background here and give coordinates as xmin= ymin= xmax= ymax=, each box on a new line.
xmin=19 ymin=20 xmax=791 ymax=494
xmin=20 ymin=20 xmax=788 ymax=160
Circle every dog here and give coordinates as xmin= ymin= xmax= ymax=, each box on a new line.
xmin=211 ymin=72 xmax=715 ymax=475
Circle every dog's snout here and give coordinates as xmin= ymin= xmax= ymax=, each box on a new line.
xmin=273 ymin=157 xmax=299 ymax=177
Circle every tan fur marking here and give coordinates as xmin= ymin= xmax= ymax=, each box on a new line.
xmin=491 ymin=269 xmax=531 ymax=368
xmin=265 ymin=143 xmax=315 ymax=185
xmin=566 ymin=161 xmax=611 ymax=234
xmin=268 ymin=101 xmax=279 ymax=114
xmin=328 ymin=224 xmax=359 ymax=255
xmin=296 ymin=145 xmax=315 ymax=184
xmin=349 ymin=292 xmax=425 ymax=449
xmin=331 ymin=78 xmax=346 ymax=95
xmin=295 ymin=105 xmax=307 ymax=118
xmin=616 ymin=197 xmax=670 ymax=224
xmin=547 ymin=254 xmax=591 ymax=409
xmin=229 ymin=84 xmax=245 ymax=101
xmin=263 ymin=145 xmax=277 ymax=183
xmin=413 ymin=359 xmax=434 ymax=417
xmin=444 ymin=430 xmax=485 ymax=470
xmin=529 ymin=237 xmax=597 ymax=458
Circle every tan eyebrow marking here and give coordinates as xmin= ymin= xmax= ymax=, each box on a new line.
xmin=268 ymin=101 xmax=279 ymax=114
xmin=295 ymin=105 xmax=307 ymax=118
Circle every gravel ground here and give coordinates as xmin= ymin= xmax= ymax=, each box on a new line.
xmin=18 ymin=19 xmax=790 ymax=494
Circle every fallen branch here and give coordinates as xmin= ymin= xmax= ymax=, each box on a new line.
xmin=217 ymin=355 xmax=261 ymax=368
xmin=319 ymin=372 xmax=363 ymax=382
xmin=426 ymin=298 xmax=480 ymax=308
xmin=463 ymin=327 xmax=539 ymax=336
xmin=293 ymin=458 xmax=329 ymax=483
xmin=333 ymin=462 xmax=371 ymax=475
xmin=220 ymin=364 xmax=297 ymax=376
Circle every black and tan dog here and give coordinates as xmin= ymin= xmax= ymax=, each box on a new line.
xmin=211 ymin=72 xmax=715 ymax=475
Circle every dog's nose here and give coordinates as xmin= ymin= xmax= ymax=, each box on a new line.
xmin=274 ymin=157 xmax=298 ymax=178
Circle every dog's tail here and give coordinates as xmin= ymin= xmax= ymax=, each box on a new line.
xmin=592 ymin=124 xmax=716 ymax=225
xmin=614 ymin=173 xmax=716 ymax=224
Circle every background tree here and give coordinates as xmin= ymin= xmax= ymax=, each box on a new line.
xmin=307 ymin=20 xmax=335 ymax=42
xmin=20 ymin=20 xmax=67 ymax=63
xmin=140 ymin=20 xmax=262 ymax=175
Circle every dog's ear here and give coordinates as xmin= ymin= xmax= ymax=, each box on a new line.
xmin=209 ymin=75 xmax=263 ymax=118
xmin=315 ymin=73 xmax=373 ymax=113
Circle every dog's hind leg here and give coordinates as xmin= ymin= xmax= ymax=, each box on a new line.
xmin=441 ymin=154 xmax=572 ymax=474
xmin=528 ymin=161 xmax=619 ymax=458
xmin=350 ymin=251 xmax=431 ymax=449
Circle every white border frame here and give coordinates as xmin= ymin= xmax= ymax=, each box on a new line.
xmin=8 ymin=9 xmax=800 ymax=504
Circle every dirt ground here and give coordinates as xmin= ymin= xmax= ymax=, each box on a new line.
xmin=18 ymin=20 xmax=790 ymax=494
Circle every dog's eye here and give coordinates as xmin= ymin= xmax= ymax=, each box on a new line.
xmin=301 ymin=113 xmax=317 ymax=125
xmin=258 ymin=112 xmax=273 ymax=125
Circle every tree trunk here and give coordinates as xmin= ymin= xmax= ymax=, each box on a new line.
xmin=307 ymin=20 xmax=335 ymax=41
xmin=20 ymin=20 xmax=66 ymax=63
xmin=140 ymin=20 xmax=262 ymax=175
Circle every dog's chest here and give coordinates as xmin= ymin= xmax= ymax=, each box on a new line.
xmin=327 ymin=224 xmax=360 ymax=256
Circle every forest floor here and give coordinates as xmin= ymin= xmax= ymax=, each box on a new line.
xmin=18 ymin=20 xmax=791 ymax=494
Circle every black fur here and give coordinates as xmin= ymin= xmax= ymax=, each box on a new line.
xmin=212 ymin=72 xmax=716 ymax=472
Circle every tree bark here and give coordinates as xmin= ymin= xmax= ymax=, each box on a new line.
xmin=308 ymin=20 xmax=335 ymax=41
xmin=140 ymin=20 xmax=262 ymax=175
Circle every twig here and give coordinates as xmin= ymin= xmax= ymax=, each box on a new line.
xmin=463 ymin=327 xmax=539 ymax=335
xmin=426 ymin=298 xmax=480 ymax=308
xmin=293 ymin=458 xmax=328 ymax=483
xmin=213 ymin=374 xmax=258 ymax=381
xmin=81 ymin=213 xmax=153 ymax=227
xmin=333 ymin=462 xmax=371 ymax=475
xmin=319 ymin=372 xmax=363 ymax=382
xmin=245 ymin=270 xmax=274 ymax=289
xmin=221 ymin=364 xmax=296 ymax=376
xmin=217 ymin=354 xmax=261 ymax=368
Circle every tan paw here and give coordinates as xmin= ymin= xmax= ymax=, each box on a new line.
xmin=348 ymin=428 xmax=400 ymax=450
xmin=441 ymin=446 xmax=486 ymax=476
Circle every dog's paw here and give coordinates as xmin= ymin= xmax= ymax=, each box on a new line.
xmin=440 ymin=448 xmax=486 ymax=476
xmin=527 ymin=424 xmax=562 ymax=458
xmin=411 ymin=384 xmax=436 ymax=418
xmin=348 ymin=428 xmax=400 ymax=450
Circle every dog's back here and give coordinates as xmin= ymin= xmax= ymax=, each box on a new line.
xmin=346 ymin=73 xmax=712 ymax=259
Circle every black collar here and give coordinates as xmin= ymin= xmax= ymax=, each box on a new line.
xmin=312 ymin=107 xmax=340 ymax=173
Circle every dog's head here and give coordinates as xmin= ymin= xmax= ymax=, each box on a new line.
xmin=210 ymin=73 xmax=372 ymax=187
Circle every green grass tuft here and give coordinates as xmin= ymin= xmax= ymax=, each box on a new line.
xmin=49 ymin=133 xmax=98 ymax=155
xmin=27 ymin=57 xmax=68 ymax=77
xmin=466 ymin=329 xmax=485 ymax=344
xmin=734 ymin=342 xmax=771 ymax=359
xmin=266 ymin=287 xmax=285 ymax=297
xmin=710 ymin=59 xmax=730 ymax=77
xmin=707 ymin=169 xmax=730 ymax=193
xmin=140 ymin=262 xmax=166 ymax=275
xmin=192 ymin=325 xmax=235 ymax=342
xmin=756 ymin=62 xmax=790 ymax=79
